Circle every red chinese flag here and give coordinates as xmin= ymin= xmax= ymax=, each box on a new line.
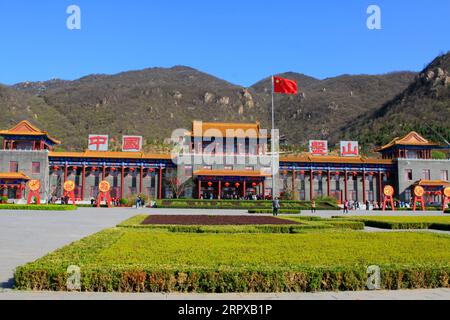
xmin=273 ymin=76 xmax=298 ymax=95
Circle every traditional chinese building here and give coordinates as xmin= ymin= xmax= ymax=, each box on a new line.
xmin=0 ymin=120 xmax=448 ymax=205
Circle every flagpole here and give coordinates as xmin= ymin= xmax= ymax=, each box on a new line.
xmin=271 ymin=76 xmax=276 ymax=200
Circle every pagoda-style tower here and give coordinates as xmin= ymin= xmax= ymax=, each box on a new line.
xmin=0 ymin=120 xmax=61 ymax=151
xmin=375 ymin=131 xmax=442 ymax=160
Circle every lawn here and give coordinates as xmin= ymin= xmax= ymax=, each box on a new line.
xmin=15 ymin=226 xmax=450 ymax=292
xmin=337 ymin=216 xmax=450 ymax=231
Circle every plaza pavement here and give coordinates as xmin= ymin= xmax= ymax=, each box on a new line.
xmin=1 ymin=288 xmax=450 ymax=300
xmin=0 ymin=207 xmax=449 ymax=300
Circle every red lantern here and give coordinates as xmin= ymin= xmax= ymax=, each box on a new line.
xmin=224 ymin=182 xmax=230 ymax=187
xmin=149 ymin=168 xmax=154 ymax=173
xmin=353 ymin=171 xmax=358 ymax=176
xmin=282 ymin=170 xmax=288 ymax=175
xmin=53 ymin=165 xmax=59 ymax=171
xmin=72 ymin=166 xmax=78 ymax=171
xmin=130 ymin=168 xmax=135 ymax=172
xmin=369 ymin=172 xmax=375 ymax=176
xmin=92 ymin=166 xmax=97 ymax=171
xmin=335 ymin=171 xmax=340 ymax=176
xmin=207 ymin=182 xmax=213 ymax=187
xmin=300 ymin=171 xmax=305 ymax=175
xmin=317 ymin=171 xmax=323 ymax=175
xmin=235 ymin=183 xmax=240 ymax=188
xmin=252 ymin=182 xmax=257 ymax=187
xmin=111 ymin=167 xmax=116 ymax=172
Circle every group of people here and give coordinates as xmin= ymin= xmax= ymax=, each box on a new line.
xmin=47 ymin=194 xmax=71 ymax=205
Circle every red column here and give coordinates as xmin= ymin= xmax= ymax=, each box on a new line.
xmin=10 ymin=140 xmax=14 ymax=150
xmin=139 ymin=166 xmax=144 ymax=194
xmin=344 ymin=170 xmax=348 ymax=202
xmin=378 ymin=171 xmax=383 ymax=204
xmin=39 ymin=140 xmax=44 ymax=150
xmin=198 ymin=180 xmax=202 ymax=199
xmin=327 ymin=170 xmax=331 ymax=197
xmin=102 ymin=165 xmax=106 ymax=180
xmin=310 ymin=170 xmax=314 ymax=200
xmin=3 ymin=139 xmax=7 ymax=150
xmin=158 ymin=167 xmax=163 ymax=199
xmin=362 ymin=170 xmax=367 ymax=203
xmin=64 ymin=164 xmax=68 ymax=183
xmin=243 ymin=180 xmax=247 ymax=198
xmin=218 ymin=180 xmax=222 ymax=199
xmin=121 ymin=165 xmax=125 ymax=199
xmin=81 ymin=164 xmax=86 ymax=200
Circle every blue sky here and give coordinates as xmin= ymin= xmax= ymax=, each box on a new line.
xmin=0 ymin=0 xmax=449 ymax=87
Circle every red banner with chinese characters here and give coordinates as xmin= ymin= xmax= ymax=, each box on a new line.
xmin=122 ymin=136 xmax=143 ymax=152
xmin=309 ymin=140 xmax=328 ymax=156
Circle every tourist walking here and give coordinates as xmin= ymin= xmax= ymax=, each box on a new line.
xmin=343 ymin=200 xmax=349 ymax=213
xmin=136 ymin=195 xmax=141 ymax=209
xmin=311 ymin=199 xmax=316 ymax=213
xmin=272 ymin=197 xmax=280 ymax=216
xmin=365 ymin=200 xmax=370 ymax=211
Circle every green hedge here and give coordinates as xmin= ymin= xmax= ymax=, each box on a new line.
xmin=14 ymin=228 xmax=450 ymax=292
xmin=0 ymin=204 xmax=77 ymax=211
xmin=157 ymin=199 xmax=339 ymax=210
xmin=248 ymin=209 xmax=301 ymax=214
xmin=335 ymin=216 xmax=450 ymax=231
xmin=445 ymin=209 xmax=450 ymax=214
xmin=14 ymin=265 xmax=450 ymax=293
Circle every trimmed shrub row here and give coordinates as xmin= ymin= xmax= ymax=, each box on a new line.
xmin=14 ymin=266 xmax=450 ymax=293
xmin=156 ymin=199 xmax=339 ymax=210
xmin=248 ymin=209 xmax=301 ymax=214
xmin=341 ymin=219 xmax=450 ymax=231
xmin=0 ymin=204 xmax=77 ymax=211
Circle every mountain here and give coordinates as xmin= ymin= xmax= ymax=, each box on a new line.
xmin=344 ymin=53 xmax=450 ymax=148
xmin=0 ymin=61 xmax=435 ymax=152
xmin=251 ymin=71 xmax=416 ymax=146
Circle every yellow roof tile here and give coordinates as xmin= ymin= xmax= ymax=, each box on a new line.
xmin=0 ymin=120 xmax=61 ymax=144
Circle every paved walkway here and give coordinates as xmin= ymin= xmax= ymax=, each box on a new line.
xmin=0 ymin=208 xmax=136 ymax=288
xmin=1 ymin=288 xmax=449 ymax=300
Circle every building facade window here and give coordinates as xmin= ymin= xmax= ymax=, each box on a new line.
xmin=441 ymin=170 xmax=449 ymax=181
xmin=404 ymin=169 xmax=413 ymax=181
xmin=32 ymin=162 xmax=41 ymax=174
xmin=9 ymin=161 xmax=18 ymax=173
xmin=184 ymin=166 xmax=192 ymax=177
xmin=422 ymin=169 xmax=431 ymax=180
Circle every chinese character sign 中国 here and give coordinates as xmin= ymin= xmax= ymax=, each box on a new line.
xmin=309 ymin=140 xmax=328 ymax=156
xmin=122 ymin=136 xmax=143 ymax=152
xmin=88 ymin=135 xmax=109 ymax=151
xmin=340 ymin=141 xmax=359 ymax=157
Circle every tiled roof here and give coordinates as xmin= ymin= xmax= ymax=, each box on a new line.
xmin=280 ymin=155 xmax=394 ymax=165
xmin=415 ymin=180 xmax=450 ymax=187
xmin=0 ymin=172 xmax=30 ymax=180
xmin=187 ymin=120 xmax=266 ymax=138
xmin=375 ymin=131 xmax=439 ymax=152
xmin=0 ymin=120 xmax=61 ymax=144
xmin=49 ymin=150 xmax=172 ymax=160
